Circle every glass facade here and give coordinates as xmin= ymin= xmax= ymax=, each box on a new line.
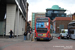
xmin=17 ymin=0 xmax=27 ymax=17
xmin=32 ymin=13 xmax=35 ymax=29
xmin=0 ymin=21 xmax=6 ymax=35
xmin=47 ymin=11 xmax=53 ymax=13
xmin=54 ymin=11 xmax=59 ymax=13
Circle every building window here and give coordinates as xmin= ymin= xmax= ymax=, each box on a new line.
xmin=37 ymin=15 xmax=45 ymax=17
xmin=61 ymin=14 xmax=64 ymax=17
xmin=54 ymin=11 xmax=59 ymax=13
xmin=57 ymin=14 xmax=59 ymax=16
xmin=69 ymin=16 xmax=70 ymax=17
xmin=32 ymin=19 xmax=34 ymax=20
xmin=59 ymin=25 xmax=64 ymax=30
xmin=47 ymin=11 xmax=53 ymax=13
xmin=32 ymin=16 xmax=34 ymax=18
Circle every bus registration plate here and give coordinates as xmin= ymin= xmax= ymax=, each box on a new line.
xmin=40 ymin=38 xmax=43 ymax=40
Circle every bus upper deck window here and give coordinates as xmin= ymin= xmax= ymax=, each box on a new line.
xmin=41 ymin=25 xmax=43 ymax=27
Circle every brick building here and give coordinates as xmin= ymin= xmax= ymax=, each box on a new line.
xmin=52 ymin=17 xmax=71 ymax=34
xmin=25 ymin=2 xmax=29 ymax=32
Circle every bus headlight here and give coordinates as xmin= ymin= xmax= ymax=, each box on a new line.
xmin=35 ymin=37 xmax=36 ymax=38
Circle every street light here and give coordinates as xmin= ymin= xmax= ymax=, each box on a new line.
xmin=65 ymin=10 xmax=72 ymax=20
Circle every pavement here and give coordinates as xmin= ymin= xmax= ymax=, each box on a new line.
xmin=0 ymin=35 xmax=32 ymax=42
xmin=0 ymin=37 xmax=75 ymax=50
xmin=51 ymin=33 xmax=60 ymax=37
xmin=0 ymin=35 xmax=34 ymax=50
xmin=0 ymin=33 xmax=75 ymax=50
xmin=0 ymin=33 xmax=59 ymax=42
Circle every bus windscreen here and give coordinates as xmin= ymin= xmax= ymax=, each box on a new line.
xmin=37 ymin=28 xmax=47 ymax=33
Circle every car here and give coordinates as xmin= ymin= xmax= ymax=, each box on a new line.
xmin=60 ymin=29 xmax=69 ymax=39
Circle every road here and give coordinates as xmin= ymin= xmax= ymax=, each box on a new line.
xmin=0 ymin=37 xmax=75 ymax=50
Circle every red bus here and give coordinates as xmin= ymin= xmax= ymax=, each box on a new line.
xmin=35 ymin=17 xmax=53 ymax=40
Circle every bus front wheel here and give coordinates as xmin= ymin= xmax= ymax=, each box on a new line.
xmin=49 ymin=37 xmax=53 ymax=41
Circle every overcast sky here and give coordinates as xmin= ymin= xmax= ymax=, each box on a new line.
xmin=27 ymin=0 xmax=75 ymax=21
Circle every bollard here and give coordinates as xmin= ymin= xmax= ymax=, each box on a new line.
xmin=27 ymin=33 xmax=30 ymax=40
xmin=31 ymin=34 xmax=34 ymax=41
xmin=31 ymin=34 xmax=33 ymax=41
xmin=57 ymin=37 xmax=60 ymax=39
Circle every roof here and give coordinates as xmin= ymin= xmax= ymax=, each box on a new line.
xmin=46 ymin=5 xmax=66 ymax=11
xmin=52 ymin=5 xmax=59 ymax=9
xmin=52 ymin=17 xmax=71 ymax=22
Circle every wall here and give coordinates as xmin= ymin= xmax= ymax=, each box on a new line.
xmin=14 ymin=9 xmax=25 ymax=35
xmin=6 ymin=4 xmax=25 ymax=36
xmin=55 ymin=20 xmax=71 ymax=33
xmin=35 ymin=14 xmax=45 ymax=17
xmin=6 ymin=4 xmax=16 ymax=35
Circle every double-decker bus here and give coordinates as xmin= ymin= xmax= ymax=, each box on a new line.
xmin=35 ymin=17 xmax=53 ymax=40
xmin=68 ymin=21 xmax=75 ymax=39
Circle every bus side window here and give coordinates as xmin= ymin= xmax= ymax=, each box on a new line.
xmin=70 ymin=31 xmax=74 ymax=34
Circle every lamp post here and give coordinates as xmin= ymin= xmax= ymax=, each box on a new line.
xmin=66 ymin=10 xmax=72 ymax=20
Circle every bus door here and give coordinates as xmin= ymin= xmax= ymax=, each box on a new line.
xmin=70 ymin=29 xmax=75 ymax=39
xmin=72 ymin=30 xmax=75 ymax=39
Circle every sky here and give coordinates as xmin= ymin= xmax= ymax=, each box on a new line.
xmin=27 ymin=0 xmax=75 ymax=21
